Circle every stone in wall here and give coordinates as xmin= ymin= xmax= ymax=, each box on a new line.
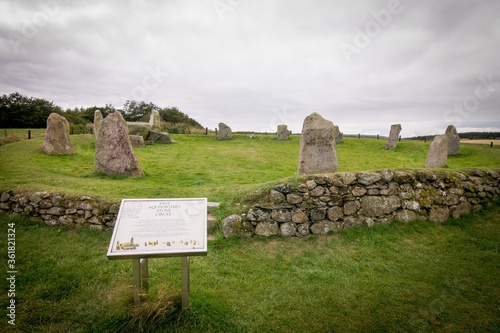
xmin=297 ymin=112 xmax=338 ymax=175
xmin=95 ymin=112 xmax=144 ymax=177
xmin=425 ymin=135 xmax=448 ymax=168
xmin=385 ymin=124 xmax=402 ymax=149
xmin=42 ymin=113 xmax=75 ymax=155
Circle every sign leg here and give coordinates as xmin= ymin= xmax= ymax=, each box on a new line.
xmin=132 ymin=258 xmax=141 ymax=304
xmin=181 ymin=256 xmax=190 ymax=309
xmin=140 ymin=258 xmax=149 ymax=291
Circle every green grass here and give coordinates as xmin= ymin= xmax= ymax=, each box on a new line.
xmin=1 ymin=202 xmax=499 ymax=332
xmin=1 ymin=134 xmax=499 ymax=206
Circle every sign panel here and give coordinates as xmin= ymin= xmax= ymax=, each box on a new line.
xmin=107 ymin=198 xmax=207 ymax=259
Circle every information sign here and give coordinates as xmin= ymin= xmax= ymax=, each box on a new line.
xmin=107 ymin=198 xmax=208 ymax=259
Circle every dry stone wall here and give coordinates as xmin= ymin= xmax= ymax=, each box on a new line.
xmin=222 ymin=168 xmax=500 ymax=238
xmin=1 ymin=169 xmax=498 ymax=235
xmin=0 ymin=191 xmax=118 ymax=230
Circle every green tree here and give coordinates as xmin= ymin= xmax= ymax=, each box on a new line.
xmin=0 ymin=92 xmax=61 ymax=128
xmin=122 ymin=100 xmax=159 ymax=122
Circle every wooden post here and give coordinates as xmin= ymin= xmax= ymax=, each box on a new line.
xmin=491 ymin=142 xmax=494 ymax=148
xmin=28 ymin=130 xmax=31 ymax=140
xmin=141 ymin=258 xmax=149 ymax=291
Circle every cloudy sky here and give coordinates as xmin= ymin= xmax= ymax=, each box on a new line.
xmin=1 ymin=0 xmax=499 ymax=136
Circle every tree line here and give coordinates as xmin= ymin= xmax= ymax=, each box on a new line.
xmin=0 ymin=92 xmax=204 ymax=133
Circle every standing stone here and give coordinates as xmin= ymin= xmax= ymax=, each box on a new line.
xmin=425 ymin=135 xmax=448 ymax=168
xmin=333 ymin=125 xmax=343 ymax=144
xmin=42 ymin=113 xmax=75 ymax=155
xmin=95 ymin=112 xmax=144 ymax=177
xmin=149 ymin=110 xmax=162 ymax=131
xmin=94 ymin=110 xmax=103 ymax=142
xmin=277 ymin=124 xmax=290 ymax=140
xmin=218 ymin=122 xmax=232 ymax=140
xmin=385 ymin=124 xmax=402 ymax=149
xmin=297 ymin=112 xmax=338 ymax=175
xmin=445 ymin=125 xmax=460 ymax=156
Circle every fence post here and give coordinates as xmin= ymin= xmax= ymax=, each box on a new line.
xmin=28 ymin=130 xmax=31 ymax=140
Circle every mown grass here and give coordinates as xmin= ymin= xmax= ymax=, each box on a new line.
xmin=1 ymin=202 xmax=499 ymax=332
xmin=1 ymin=133 xmax=499 ymax=206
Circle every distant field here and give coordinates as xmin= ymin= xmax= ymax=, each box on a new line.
xmin=461 ymin=139 xmax=500 ymax=145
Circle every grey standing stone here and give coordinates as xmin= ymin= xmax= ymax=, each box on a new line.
xmin=445 ymin=125 xmax=460 ymax=156
xmin=277 ymin=124 xmax=290 ymax=140
xmin=425 ymin=135 xmax=448 ymax=168
xmin=42 ymin=113 xmax=75 ymax=155
xmin=218 ymin=122 xmax=232 ymax=140
xmin=94 ymin=110 xmax=103 ymax=141
xmin=95 ymin=112 xmax=144 ymax=177
xmin=297 ymin=112 xmax=338 ymax=175
xmin=333 ymin=125 xmax=343 ymax=144
xmin=149 ymin=110 xmax=162 ymax=131
xmin=385 ymin=124 xmax=402 ymax=149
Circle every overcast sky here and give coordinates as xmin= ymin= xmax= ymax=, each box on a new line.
xmin=1 ymin=0 xmax=499 ymax=136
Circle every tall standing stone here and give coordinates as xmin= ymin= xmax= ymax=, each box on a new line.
xmin=277 ymin=124 xmax=290 ymax=140
xmin=149 ymin=110 xmax=162 ymax=131
xmin=445 ymin=125 xmax=460 ymax=156
xmin=94 ymin=110 xmax=103 ymax=142
xmin=385 ymin=124 xmax=402 ymax=149
xmin=95 ymin=112 xmax=144 ymax=177
xmin=425 ymin=134 xmax=448 ymax=168
xmin=297 ymin=112 xmax=338 ymax=175
xmin=42 ymin=113 xmax=75 ymax=155
xmin=218 ymin=122 xmax=232 ymax=140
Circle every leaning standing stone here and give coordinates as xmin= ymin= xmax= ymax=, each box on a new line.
xmin=42 ymin=113 xmax=75 ymax=155
xmin=95 ymin=112 xmax=144 ymax=177
xmin=277 ymin=124 xmax=290 ymax=140
xmin=425 ymin=135 xmax=448 ymax=168
xmin=297 ymin=112 xmax=338 ymax=175
xmin=385 ymin=124 xmax=402 ymax=149
xmin=218 ymin=122 xmax=232 ymax=140
xmin=445 ymin=125 xmax=460 ymax=156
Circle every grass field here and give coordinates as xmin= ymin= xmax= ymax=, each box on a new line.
xmin=1 ymin=203 xmax=499 ymax=332
xmin=0 ymin=132 xmax=499 ymax=332
xmin=1 ymin=133 xmax=499 ymax=208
